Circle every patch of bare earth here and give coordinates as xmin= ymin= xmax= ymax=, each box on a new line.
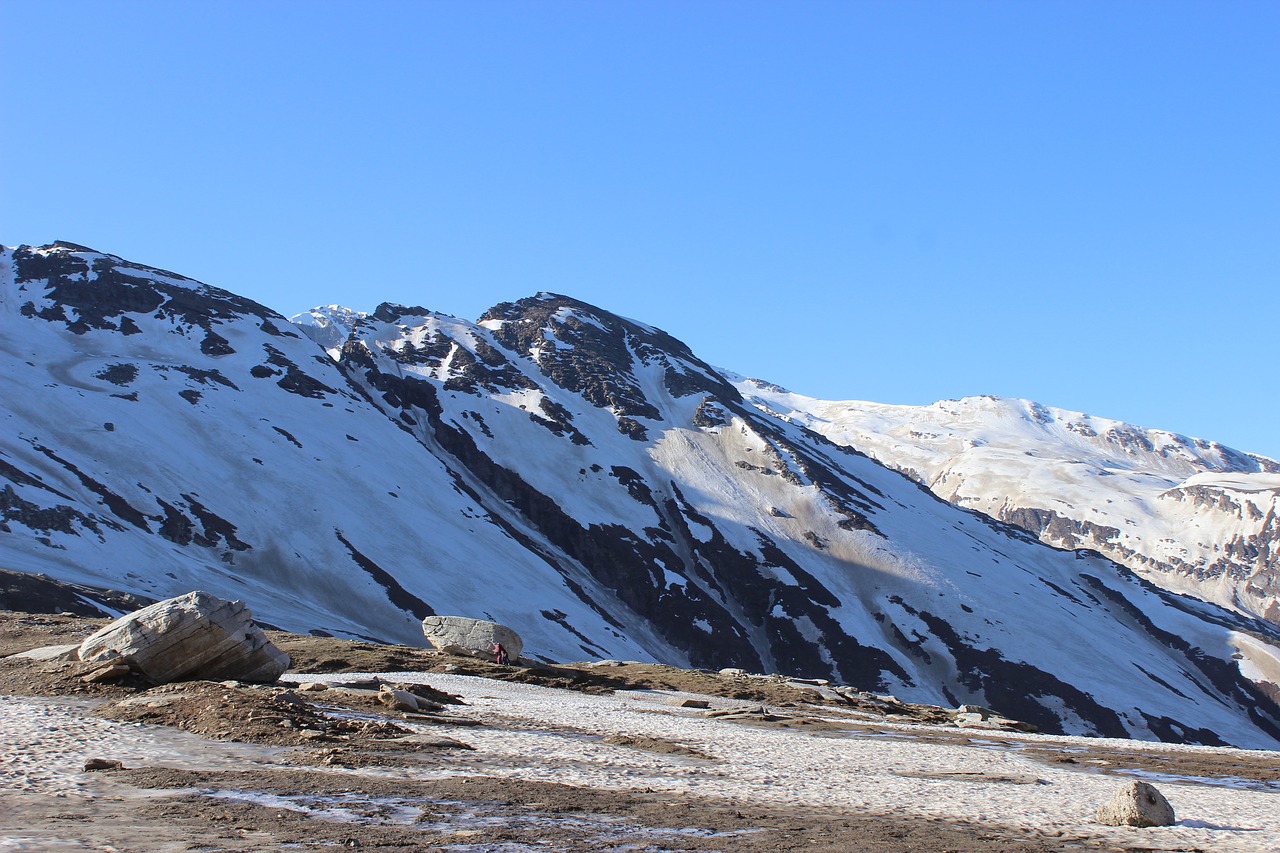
xmin=27 ymin=766 xmax=1094 ymax=852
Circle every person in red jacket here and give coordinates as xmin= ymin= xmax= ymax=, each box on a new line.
xmin=493 ymin=642 xmax=509 ymax=666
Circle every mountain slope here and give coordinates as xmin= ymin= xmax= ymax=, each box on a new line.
xmin=300 ymin=295 xmax=1280 ymax=748
xmin=2 ymin=242 xmax=1279 ymax=749
xmin=0 ymin=243 xmax=666 ymax=660
xmin=736 ymin=388 xmax=1280 ymax=627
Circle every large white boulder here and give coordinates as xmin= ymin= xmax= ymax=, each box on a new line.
xmin=1096 ymin=781 xmax=1176 ymax=827
xmin=421 ymin=615 xmax=523 ymax=662
xmin=78 ymin=591 xmax=289 ymax=683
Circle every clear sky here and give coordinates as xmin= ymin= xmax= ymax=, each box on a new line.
xmin=3 ymin=1 xmax=1277 ymax=459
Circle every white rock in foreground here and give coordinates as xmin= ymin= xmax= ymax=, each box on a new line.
xmin=421 ymin=615 xmax=522 ymax=661
xmin=78 ymin=591 xmax=289 ymax=683
xmin=10 ymin=643 xmax=81 ymax=662
xmin=1096 ymin=780 xmax=1176 ymax=827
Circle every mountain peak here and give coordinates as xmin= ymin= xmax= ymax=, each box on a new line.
xmin=6 ymin=242 xmax=284 ymax=345
xmin=50 ymin=240 xmax=101 ymax=254
xmin=476 ymin=293 xmax=741 ymax=424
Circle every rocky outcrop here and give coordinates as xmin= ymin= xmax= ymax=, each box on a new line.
xmin=1095 ymin=781 xmax=1175 ymax=827
xmin=78 ymin=591 xmax=289 ymax=683
xmin=421 ymin=615 xmax=523 ymax=661
xmin=950 ymin=704 xmax=1038 ymax=733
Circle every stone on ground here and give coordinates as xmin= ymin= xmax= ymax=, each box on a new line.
xmin=1096 ymin=780 xmax=1176 ymax=827
xmin=80 ymin=662 xmax=131 ymax=683
xmin=421 ymin=615 xmax=523 ymax=661
xmin=378 ymin=685 xmax=423 ymax=712
xmin=77 ymin=591 xmax=289 ymax=684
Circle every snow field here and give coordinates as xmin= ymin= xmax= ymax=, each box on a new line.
xmin=289 ymin=671 xmax=1280 ymax=852
xmin=0 ymin=696 xmax=281 ymax=799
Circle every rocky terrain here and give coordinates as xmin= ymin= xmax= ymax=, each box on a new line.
xmin=3 ymin=603 xmax=1280 ymax=852
xmin=3 ymin=241 xmax=1280 ymax=750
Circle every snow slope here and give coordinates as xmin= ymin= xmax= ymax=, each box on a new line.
xmin=0 ymin=243 xmax=666 ymax=661
xmin=2 ymin=242 xmax=1280 ymax=750
xmin=736 ymin=387 xmax=1280 ymax=626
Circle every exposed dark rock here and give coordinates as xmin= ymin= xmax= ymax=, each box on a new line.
xmin=155 ymin=499 xmax=195 ymax=546
xmin=13 ymin=244 xmax=283 ymax=337
xmin=693 ymin=398 xmax=729 ymax=428
xmin=909 ymin=605 xmax=1129 ymax=738
xmin=334 ymin=529 xmax=434 ymax=621
xmin=0 ymin=485 xmax=109 ymax=539
xmin=803 ymin=531 xmax=827 ymax=550
xmin=1000 ymin=506 xmax=1122 ymax=552
xmin=616 ymin=417 xmax=649 ymax=441
xmin=1139 ymin=712 xmax=1228 ymax=746
xmin=344 ymin=363 xmax=768 ymax=672
xmin=0 ymin=567 xmax=154 ymax=616
xmin=370 ymin=302 xmax=432 ymax=323
xmin=182 ymin=495 xmax=252 ymax=552
xmin=462 ymin=411 xmax=494 ymax=438
xmin=29 ymin=443 xmax=151 ymax=532
xmin=481 ymin=294 xmax=679 ymax=419
xmin=272 ymin=427 xmax=303 ymax=448
xmin=1079 ymin=573 xmax=1280 ymax=742
xmin=262 ymin=344 xmax=339 ymax=399
xmin=438 ymin=342 xmax=539 ymax=396
xmin=163 ymin=365 xmax=239 ymax=390
xmin=200 ymin=330 xmax=235 ymax=356
xmin=94 ymin=363 xmax=138 ymax=386
xmin=0 ymin=457 xmax=73 ymax=499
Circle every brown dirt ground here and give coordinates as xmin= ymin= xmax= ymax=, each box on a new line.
xmin=8 ymin=765 xmax=1106 ymax=852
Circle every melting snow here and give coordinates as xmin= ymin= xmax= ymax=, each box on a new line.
xmin=283 ymin=671 xmax=1280 ymax=852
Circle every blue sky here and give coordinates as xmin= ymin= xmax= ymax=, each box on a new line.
xmin=3 ymin=1 xmax=1277 ymax=459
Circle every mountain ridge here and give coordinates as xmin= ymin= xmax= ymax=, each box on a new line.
xmin=3 ymin=241 xmax=1280 ymax=749
xmin=736 ymin=385 xmax=1280 ymax=627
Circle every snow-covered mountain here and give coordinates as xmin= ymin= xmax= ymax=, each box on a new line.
xmin=3 ymin=241 xmax=1280 ymax=750
xmin=738 ymin=388 xmax=1280 ymax=628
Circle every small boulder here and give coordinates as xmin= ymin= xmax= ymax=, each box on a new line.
xmin=956 ymin=704 xmax=995 ymax=718
xmin=78 ymin=591 xmax=289 ymax=684
xmin=378 ymin=686 xmax=422 ymax=713
xmin=421 ymin=616 xmax=522 ymax=662
xmin=1096 ymin=781 xmax=1175 ymax=827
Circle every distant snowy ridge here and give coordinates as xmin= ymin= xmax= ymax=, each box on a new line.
xmin=290 ymin=304 xmax=365 ymax=355
xmin=3 ymin=241 xmax=1280 ymax=751
xmin=735 ymin=384 xmax=1280 ymax=626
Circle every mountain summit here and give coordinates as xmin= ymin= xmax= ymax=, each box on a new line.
xmin=3 ymin=242 xmax=1279 ymax=748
